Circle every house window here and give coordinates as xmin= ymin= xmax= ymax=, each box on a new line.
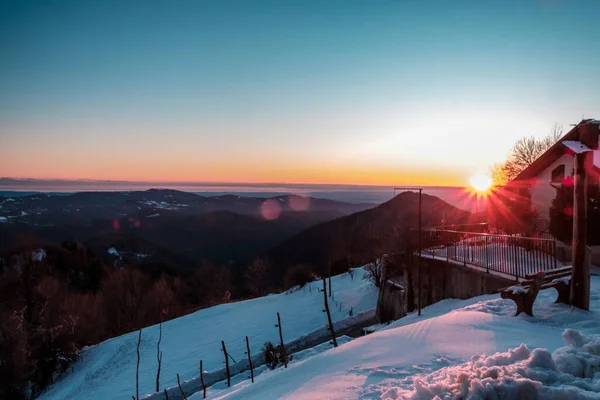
xmin=551 ymin=164 xmax=565 ymax=184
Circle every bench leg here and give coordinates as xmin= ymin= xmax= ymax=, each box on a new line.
xmin=554 ymin=281 xmax=571 ymax=305
xmin=501 ymin=292 xmax=534 ymax=316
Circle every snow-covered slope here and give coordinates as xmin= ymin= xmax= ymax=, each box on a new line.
xmin=206 ymin=276 xmax=600 ymax=399
xmin=39 ymin=268 xmax=378 ymax=400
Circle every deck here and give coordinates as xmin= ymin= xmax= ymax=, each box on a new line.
xmin=420 ymin=229 xmax=565 ymax=282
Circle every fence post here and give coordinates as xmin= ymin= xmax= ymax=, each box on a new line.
xmin=322 ymin=277 xmax=338 ymax=347
xmin=200 ymin=360 xmax=206 ymax=399
xmin=485 ymin=235 xmax=489 ymax=273
xmin=553 ymin=240 xmax=558 ymax=270
xmin=275 ymin=312 xmax=287 ymax=367
xmin=245 ymin=336 xmax=254 ymax=383
xmin=221 ymin=341 xmax=231 ymax=387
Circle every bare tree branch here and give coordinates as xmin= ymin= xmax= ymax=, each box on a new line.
xmin=492 ymin=123 xmax=564 ymax=185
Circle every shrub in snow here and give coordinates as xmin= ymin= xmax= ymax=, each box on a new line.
xmin=381 ymin=329 xmax=600 ymax=400
xmin=262 ymin=341 xmax=291 ymax=370
xmin=283 ymin=265 xmax=316 ymax=291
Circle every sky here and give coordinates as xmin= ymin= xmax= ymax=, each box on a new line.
xmin=1 ymin=0 xmax=599 ymax=187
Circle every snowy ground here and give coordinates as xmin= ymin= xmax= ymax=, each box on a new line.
xmin=38 ymin=268 xmax=378 ymax=400
xmin=205 ymin=275 xmax=600 ymax=399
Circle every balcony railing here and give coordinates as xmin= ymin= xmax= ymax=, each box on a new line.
xmin=421 ymin=229 xmax=560 ymax=281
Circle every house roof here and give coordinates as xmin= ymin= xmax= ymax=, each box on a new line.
xmin=512 ymin=119 xmax=599 ymax=182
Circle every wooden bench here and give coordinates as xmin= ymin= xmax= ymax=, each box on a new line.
xmin=497 ymin=267 xmax=572 ymax=316
xmin=524 ymin=266 xmax=572 ymax=305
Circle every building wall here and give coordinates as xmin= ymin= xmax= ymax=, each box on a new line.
xmin=528 ymin=153 xmax=574 ymax=227
xmin=407 ymin=257 xmax=514 ymax=310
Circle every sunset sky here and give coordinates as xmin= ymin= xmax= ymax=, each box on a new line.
xmin=1 ymin=0 xmax=599 ymax=187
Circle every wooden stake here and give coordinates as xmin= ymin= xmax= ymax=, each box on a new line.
xmin=328 ymin=263 xmax=332 ymax=298
xmin=163 ymin=389 xmax=169 ymax=400
xmin=322 ymin=277 xmax=338 ymax=347
xmin=136 ymin=329 xmax=141 ymax=400
xmin=275 ymin=312 xmax=287 ymax=368
xmin=156 ymin=323 xmax=162 ymax=393
xmin=222 ymin=341 xmax=231 ymax=386
xmin=177 ymin=373 xmax=187 ymax=400
xmin=246 ymin=336 xmax=254 ymax=383
xmin=200 ymin=360 xmax=206 ymax=399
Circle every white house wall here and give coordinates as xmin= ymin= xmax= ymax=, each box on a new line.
xmin=529 ymin=153 xmax=574 ymax=227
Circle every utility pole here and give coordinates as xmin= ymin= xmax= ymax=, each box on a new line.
xmin=393 ymin=187 xmax=423 ymax=316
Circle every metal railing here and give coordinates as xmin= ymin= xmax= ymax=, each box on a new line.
xmin=421 ymin=230 xmax=558 ymax=281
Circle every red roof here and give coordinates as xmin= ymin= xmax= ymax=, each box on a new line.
xmin=512 ymin=119 xmax=599 ymax=182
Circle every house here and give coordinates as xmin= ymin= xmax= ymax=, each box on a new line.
xmin=508 ymin=119 xmax=600 ymax=230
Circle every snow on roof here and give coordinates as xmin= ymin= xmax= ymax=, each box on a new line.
xmin=562 ymin=140 xmax=591 ymax=154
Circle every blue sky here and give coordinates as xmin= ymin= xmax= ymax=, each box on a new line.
xmin=1 ymin=0 xmax=599 ymax=185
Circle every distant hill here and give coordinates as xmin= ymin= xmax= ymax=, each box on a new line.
xmin=264 ymin=191 xmax=473 ymax=278
xmin=0 ymin=189 xmax=374 ymax=268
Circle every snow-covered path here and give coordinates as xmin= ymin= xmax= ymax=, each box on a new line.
xmin=39 ymin=268 xmax=378 ymax=400
xmin=207 ymin=275 xmax=600 ymax=400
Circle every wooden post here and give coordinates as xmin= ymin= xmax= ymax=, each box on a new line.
xmin=156 ymin=322 xmax=162 ymax=393
xmin=135 ymin=329 xmax=141 ymax=400
xmin=176 ymin=373 xmax=187 ymax=400
xmin=245 ymin=336 xmax=254 ymax=383
xmin=322 ymin=277 xmax=338 ymax=347
xmin=570 ymin=149 xmax=591 ymax=310
xmin=163 ymin=389 xmax=169 ymax=400
xmin=200 ymin=360 xmax=206 ymax=399
xmin=417 ymin=189 xmax=422 ymax=316
xmin=221 ymin=341 xmax=231 ymax=387
xmin=275 ymin=313 xmax=287 ymax=368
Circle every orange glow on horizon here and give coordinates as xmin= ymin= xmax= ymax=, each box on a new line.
xmin=6 ymin=162 xmax=474 ymax=188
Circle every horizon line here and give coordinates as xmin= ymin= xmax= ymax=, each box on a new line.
xmin=0 ymin=177 xmax=466 ymax=190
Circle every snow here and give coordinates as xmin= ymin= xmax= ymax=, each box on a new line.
xmin=0 ymin=216 xmax=7 ymax=223
xmin=145 ymin=213 xmax=160 ymax=218
xmin=31 ymin=248 xmax=46 ymax=262
xmin=553 ymin=276 xmax=571 ymax=284
xmin=505 ymin=285 xmax=527 ymax=294
xmin=563 ymin=140 xmax=591 ymax=154
xmin=107 ymin=247 xmax=122 ymax=258
xmin=136 ymin=253 xmax=150 ymax=259
xmin=204 ymin=275 xmax=600 ymax=400
xmin=378 ymin=330 xmax=600 ymax=399
xmin=39 ymin=268 xmax=377 ymax=400
xmin=386 ymin=279 xmax=405 ymax=290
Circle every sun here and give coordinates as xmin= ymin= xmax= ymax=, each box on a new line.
xmin=469 ymin=173 xmax=492 ymax=193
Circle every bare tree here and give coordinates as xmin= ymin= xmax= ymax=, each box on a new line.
xmin=492 ymin=123 xmax=563 ymax=185
xmin=245 ymin=258 xmax=270 ymax=297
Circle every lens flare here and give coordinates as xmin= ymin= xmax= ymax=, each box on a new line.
xmin=288 ymin=195 xmax=310 ymax=211
xmin=260 ymin=199 xmax=281 ymax=220
xmin=469 ymin=174 xmax=492 ymax=193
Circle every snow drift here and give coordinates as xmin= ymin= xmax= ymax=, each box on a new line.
xmin=384 ymin=329 xmax=600 ymax=399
